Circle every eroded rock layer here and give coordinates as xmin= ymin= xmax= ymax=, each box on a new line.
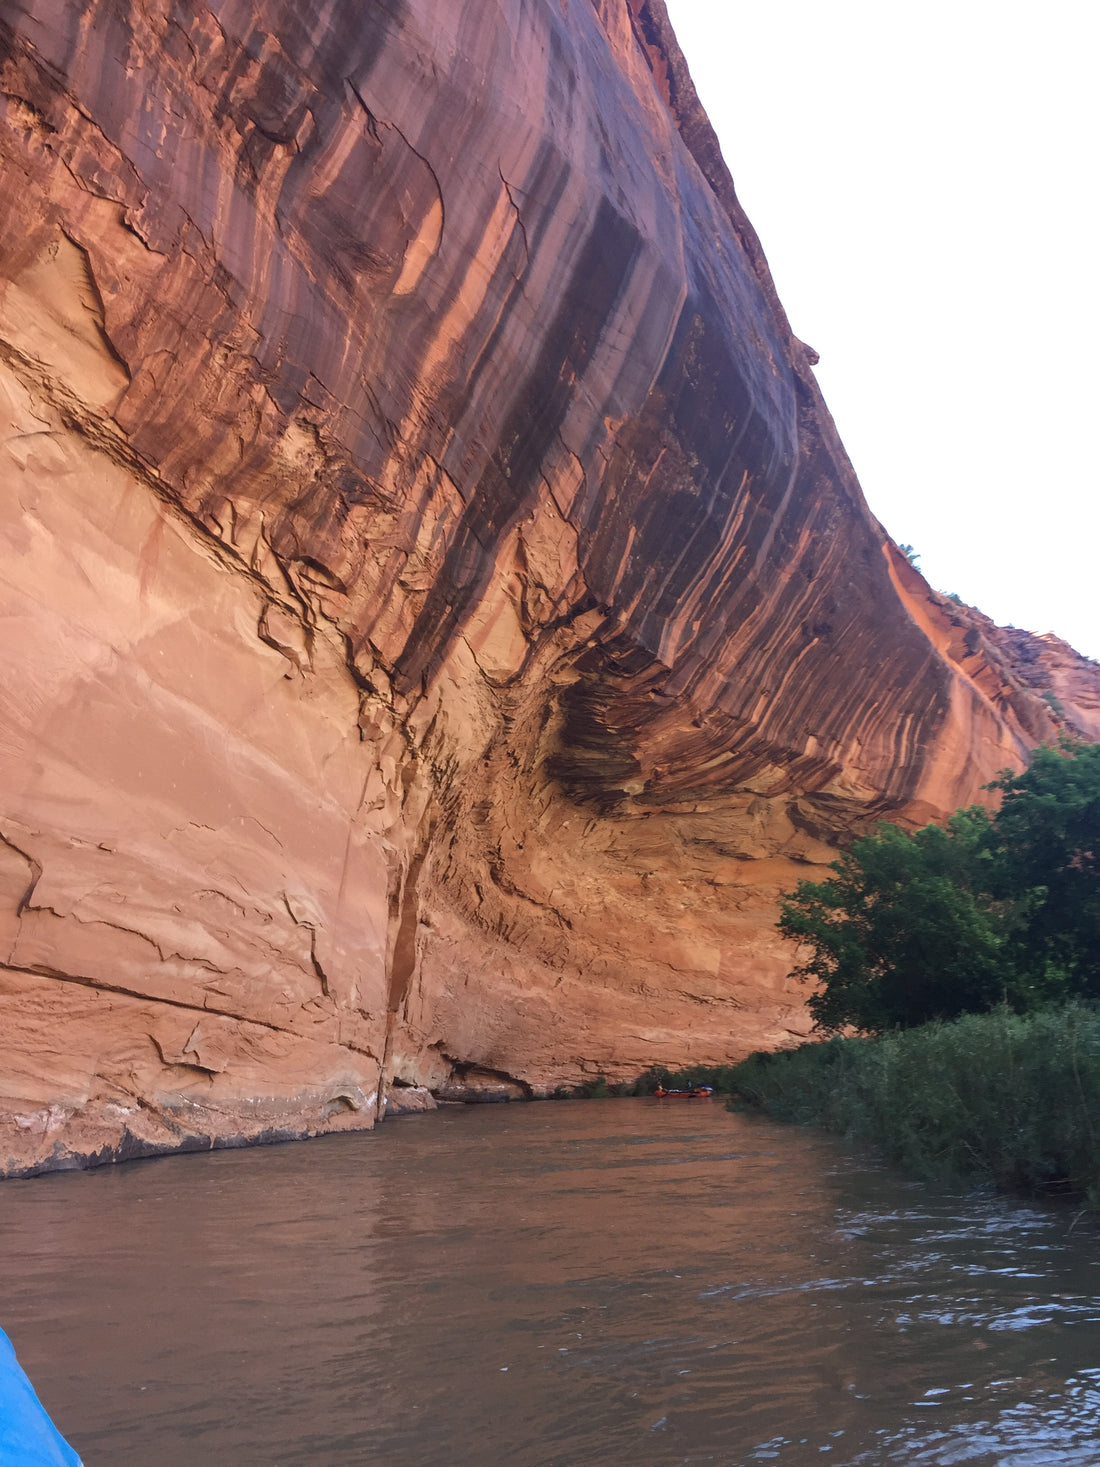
xmin=1 ymin=0 xmax=1096 ymax=1173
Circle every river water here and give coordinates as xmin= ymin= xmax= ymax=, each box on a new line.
xmin=1 ymin=1098 xmax=1099 ymax=1466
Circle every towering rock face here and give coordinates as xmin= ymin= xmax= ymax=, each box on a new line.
xmin=1 ymin=0 xmax=1095 ymax=1173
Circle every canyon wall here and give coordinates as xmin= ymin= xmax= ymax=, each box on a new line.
xmin=1 ymin=0 xmax=1095 ymax=1174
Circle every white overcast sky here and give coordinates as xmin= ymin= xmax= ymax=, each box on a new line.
xmin=663 ymin=0 xmax=1099 ymax=661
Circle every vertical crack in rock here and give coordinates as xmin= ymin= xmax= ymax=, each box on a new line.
xmin=497 ymin=167 xmax=531 ymax=272
xmin=376 ymin=836 xmax=430 ymax=1118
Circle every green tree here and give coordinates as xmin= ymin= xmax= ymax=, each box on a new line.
xmin=779 ymin=809 xmax=1007 ymax=1032
xmin=778 ymin=740 xmax=1100 ymax=1032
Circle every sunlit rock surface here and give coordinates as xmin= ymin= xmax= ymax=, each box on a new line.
xmin=1 ymin=0 xmax=1096 ymax=1173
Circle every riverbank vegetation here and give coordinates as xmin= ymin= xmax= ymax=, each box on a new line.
xmin=566 ymin=742 xmax=1100 ymax=1205
xmin=780 ymin=738 xmax=1100 ymax=1032
xmin=726 ymin=1005 xmax=1100 ymax=1204
xmin=726 ymin=737 xmax=1100 ymax=1203
xmin=559 ymin=1066 xmax=742 ymax=1099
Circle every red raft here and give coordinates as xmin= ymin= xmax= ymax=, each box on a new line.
xmin=653 ymin=1084 xmax=714 ymax=1099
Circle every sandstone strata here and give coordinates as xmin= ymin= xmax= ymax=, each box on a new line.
xmin=1 ymin=0 xmax=1096 ymax=1175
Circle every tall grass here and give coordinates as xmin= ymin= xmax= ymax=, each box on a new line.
xmin=728 ymin=1004 xmax=1100 ymax=1205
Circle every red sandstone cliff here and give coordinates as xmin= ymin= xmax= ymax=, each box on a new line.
xmin=1 ymin=0 xmax=1096 ymax=1174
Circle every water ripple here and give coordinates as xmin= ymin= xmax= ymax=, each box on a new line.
xmin=1 ymin=1100 xmax=1098 ymax=1466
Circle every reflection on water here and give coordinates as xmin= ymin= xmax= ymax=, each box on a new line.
xmin=1 ymin=1098 xmax=1098 ymax=1465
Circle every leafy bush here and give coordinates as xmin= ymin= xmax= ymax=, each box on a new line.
xmin=779 ymin=739 xmax=1100 ymax=1032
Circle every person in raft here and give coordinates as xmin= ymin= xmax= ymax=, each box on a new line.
xmin=0 ymin=1325 xmax=82 ymax=1466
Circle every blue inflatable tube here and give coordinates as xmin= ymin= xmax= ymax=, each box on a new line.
xmin=0 ymin=1326 xmax=82 ymax=1466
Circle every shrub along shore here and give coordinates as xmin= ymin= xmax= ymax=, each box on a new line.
xmin=725 ymin=1004 xmax=1100 ymax=1207
xmin=714 ymin=738 xmax=1100 ymax=1207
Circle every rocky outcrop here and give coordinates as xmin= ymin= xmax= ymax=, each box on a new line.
xmin=980 ymin=625 xmax=1100 ymax=743
xmin=1 ymin=0 xmax=1096 ymax=1174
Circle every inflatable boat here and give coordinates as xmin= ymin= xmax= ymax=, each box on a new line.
xmin=0 ymin=1325 xmax=82 ymax=1466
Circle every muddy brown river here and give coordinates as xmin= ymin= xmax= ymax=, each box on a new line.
xmin=1 ymin=1098 xmax=1099 ymax=1465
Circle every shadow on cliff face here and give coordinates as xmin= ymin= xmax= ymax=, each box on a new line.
xmin=538 ymin=269 xmax=954 ymax=818
xmin=393 ymin=196 xmax=645 ymax=694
